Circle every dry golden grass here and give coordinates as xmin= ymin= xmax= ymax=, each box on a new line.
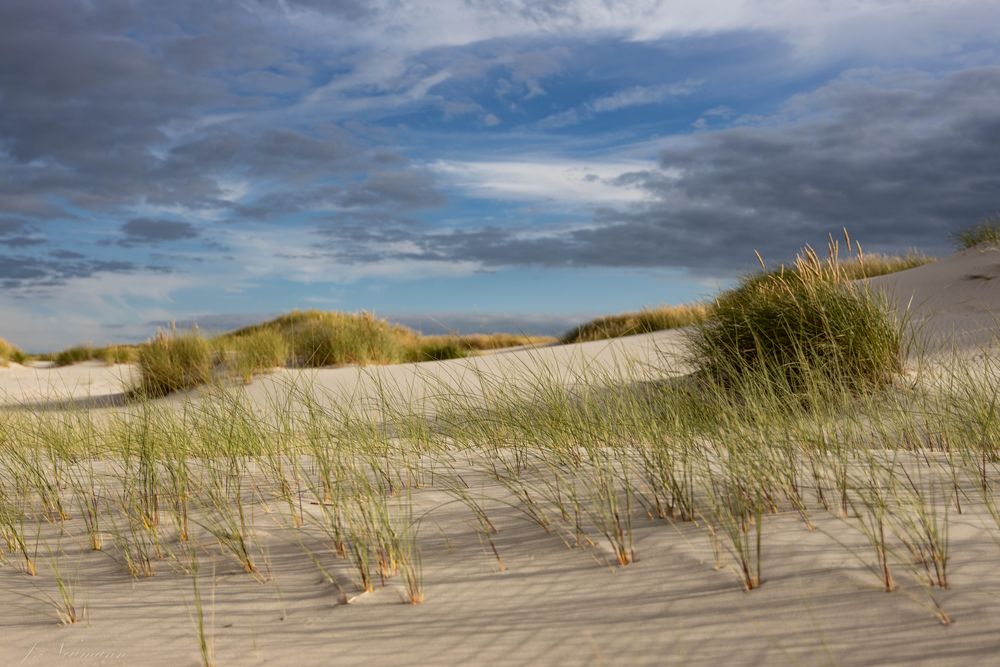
xmin=0 ymin=337 xmax=26 ymax=366
xmin=561 ymin=304 xmax=711 ymax=344
xmin=955 ymin=215 xmax=1000 ymax=249
xmin=691 ymin=238 xmax=905 ymax=393
xmin=34 ymin=344 xmax=140 ymax=366
xmin=224 ymin=310 xmax=414 ymax=367
xmin=134 ymin=328 xmax=214 ymax=397
xmin=831 ymin=250 xmax=934 ymax=280
xmin=428 ymin=333 xmax=555 ymax=351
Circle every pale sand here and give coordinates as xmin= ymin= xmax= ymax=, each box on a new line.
xmin=1 ymin=250 xmax=998 ymax=666
xmin=0 ymin=329 xmax=688 ymax=410
xmin=868 ymin=244 xmax=1000 ymax=352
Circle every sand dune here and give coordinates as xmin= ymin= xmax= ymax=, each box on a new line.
xmin=1 ymin=251 xmax=999 ymax=667
xmin=0 ymin=328 xmax=688 ymax=411
xmin=869 ymin=244 xmax=1000 ymax=351
xmin=4 ymin=245 xmax=997 ymax=411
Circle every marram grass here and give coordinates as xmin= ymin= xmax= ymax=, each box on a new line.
xmin=123 ymin=311 xmax=555 ymax=396
xmin=0 ymin=337 xmax=26 ymax=366
xmin=42 ymin=344 xmax=139 ymax=366
xmin=558 ymin=248 xmax=930 ymax=346
xmin=561 ymin=304 xmax=712 ymax=344
xmin=954 ymin=215 xmax=1000 ymax=249
xmin=216 ymin=329 xmax=289 ymax=382
xmin=1 ymin=339 xmax=996 ymax=624
xmin=134 ymin=328 xmax=214 ymax=397
xmin=689 ymin=237 xmax=905 ymax=394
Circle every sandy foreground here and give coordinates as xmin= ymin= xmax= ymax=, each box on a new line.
xmin=1 ymin=247 xmax=998 ymax=667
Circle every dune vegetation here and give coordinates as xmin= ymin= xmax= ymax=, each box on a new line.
xmin=434 ymin=332 xmax=556 ymax=351
xmin=0 ymin=238 xmax=994 ymax=648
xmin=223 ymin=310 xmax=555 ymax=367
xmin=407 ymin=333 xmax=555 ymax=361
xmin=223 ymin=310 xmax=414 ymax=368
xmin=134 ymin=328 xmax=216 ymax=397
xmin=0 ymin=338 xmax=26 ymax=366
xmin=560 ymin=244 xmax=932 ymax=346
xmin=1 ymin=243 xmax=927 ymax=391
xmin=837 ymin=249 xmax=935 ymax=278
xmin=131 ymin=312 xmax=556 ymax=395
xmin=689 ymin=240 xmax=904 ymax=394
xmin=955 ymin=215 xmax=1000 ymax=249
xmin=561 ymin=304 xmax=711 ymax=344
xmin=33 ymin=344 xmax=140 ymax=367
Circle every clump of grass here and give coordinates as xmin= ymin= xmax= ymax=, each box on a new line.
xmin=52 ymin=345 xmax=97 ymax=366
xmin=98 ymin=345 xmax=140 ymax=364
xmin=34 ymin=343 xmax=140 ymax=366
xmin=134 ymin=328 xmax=214 ymax=397
xmin=219 ymin=329 xmax=289 ymax=382
xmin=0 ymin=337 xmax=26 ymax=366
xmin=838 ymin=250 xmax=935 ymax=279
xmin=404 ymin=333 xmax=555 ymax=362
xmin=954 ymin=214 xmax=1000 ymax=249
xmin=229 ymin=310 xmax=411 ymax=367
xmin=405 ymin=337 xmax=470 ymax=363
xmin=454 ymin=333 xmax=556 ymax=350
xmin=689 ymin=236 xmax=904 ymax=394
xmin=561 ymin=304 xmax=711 ymax=344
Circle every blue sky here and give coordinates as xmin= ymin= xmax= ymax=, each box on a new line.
xmin=1 ymin=1 xmax=999 ymax=350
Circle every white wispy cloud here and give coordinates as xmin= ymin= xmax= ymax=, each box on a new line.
xmin=431 ymin=158 xmax=657 ymax=204
xmin=589 ymin=80 xmax=700 ymax=112
xmin=538 ymin=79 xmax=700 ymax=128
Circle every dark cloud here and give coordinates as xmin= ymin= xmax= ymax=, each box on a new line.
xmin=2 ymin=1 xmax=998 ymax=298
xmin=0 ymin=254 xmax=142 ymax=289
xmin=120 ymin=219 xmax=200 ymax=245
xmin=163 ymin=127 xmax=359 ymax=180
xmin=339 ymin=170 xmax=445 ymax=208
xmin=0 ymin=236 xmax=46 ymax=248
xmin=0 ymin=1 xmax=447 ymax=290
xmin=0 ymin=2 xmax=416 ymax=223
xmin=0 ymin=2 xmax=235 ymax=224
xmin=50 ymin=250 xmax=87 ymax=260
xmin=0 ymin=217 xmax=44 ymax=247
xmin=0 ymin=218 xmax=28 ymax=235
xmin=234 ymin=165 xmax=440 ymax=221
xmin=341 ymin=67 xmax=1000 ymax=274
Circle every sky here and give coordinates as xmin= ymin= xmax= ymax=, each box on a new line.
xmin=1 ymin=1 xmax=999 ymax=351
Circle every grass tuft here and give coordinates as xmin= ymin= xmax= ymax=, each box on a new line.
xmin=225 ymin=310 xmax=410 ymax=367
xmin=135 ymin=328 xmax=214 ymax=397
xmin=689 ymin=234 xmax=904 ymax=395
xmin=0 ymin=337 xmax=27 ymax=366
xmin=405 ymin=337 xmax=470 ymax=363
xmin=954 ymin=214 xmax=1000 ymax=249
xmin=33 ymin=344 xmax=139 ymax=366
xmin=218 ymin=329 xmax=289 ymax=382
xmin=561 ymin=304 xmax=712 ymax=344
xmin=452 ymin=333 xmax=556 ymax=351
xmin=837 ymin=250 xmax=934 ymax=279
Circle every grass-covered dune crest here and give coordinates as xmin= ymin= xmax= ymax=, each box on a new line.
xmin=561 ymin=304 xmax=711 ymax=344
xmin=129 ymin=311 xmax=558 ymax=396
